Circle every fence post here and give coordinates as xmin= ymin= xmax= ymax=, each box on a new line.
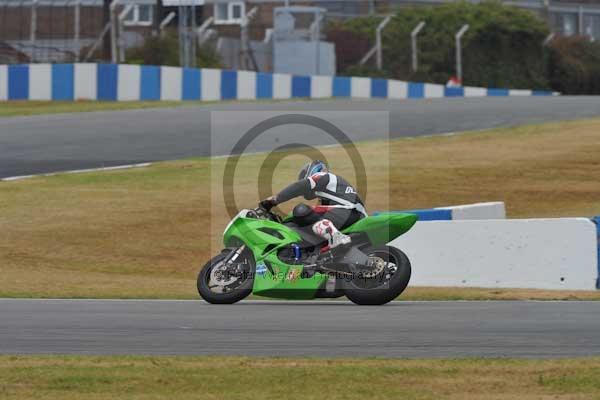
xmin=110 ymin=0 xmax=120 ymax=63
xmin=74 ymin=0 xmax=81 ymax=61
xmin=30 ymin=0 xmax=38 ymax=62
xmin=118 ymin=4 xmax=133 ymax=63
xmin=375 ymin=15 xmax=392 ymax=70
xmin=455 ymin=24 xmax=469 ymax=83
xmin=411 ymin=21 xmax=425 ymax=72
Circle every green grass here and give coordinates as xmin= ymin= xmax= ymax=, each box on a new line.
xmin=0 ymin=100 xmax=200 ymax=117
xmin=0 ymin=98 xmax=319 ymax=117
xmin=1 ymin=118 xmax=600 ymax=299
xmin=2 ymin=356 xmax=600 ymax=399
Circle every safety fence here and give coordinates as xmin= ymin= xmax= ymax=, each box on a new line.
xmin=0 ymin=63 xmax=557 ymax=101
xmin=386 ymin=201 xmax=600 ymax=291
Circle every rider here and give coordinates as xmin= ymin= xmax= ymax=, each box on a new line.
xmin=260 ymin=160 xmax=367 ymax=249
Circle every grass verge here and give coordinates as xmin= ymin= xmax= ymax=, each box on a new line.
xmin=0 ymin=100 xmax=200 ymax=117
xmin=2 ymin=355 xmax=600 ymax=399
xmin=1 ymin=118 xmax=600 ymax=299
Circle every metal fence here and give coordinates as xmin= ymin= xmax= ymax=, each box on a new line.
xmin=0 ymin=0 xmax=109 ymax=63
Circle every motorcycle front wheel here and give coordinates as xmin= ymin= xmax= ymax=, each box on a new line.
xmin=197 ymin=249 xmax=255 ymax=304
xmin=345 ymin=246 xmax=411 ymax=306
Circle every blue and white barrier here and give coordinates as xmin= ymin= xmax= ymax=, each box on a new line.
xmin=390 ymin=218 xmax=599 ymax=290
xmin=380 ymin=201 xmax=506 ymax=221
xmin=593 ymin=216 xmax=600 ymax=289
xmin=0 ymin=63 xmax=556 ymax=102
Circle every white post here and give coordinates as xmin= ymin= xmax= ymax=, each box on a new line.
xmin=110 ymin=0 xmax=120 ymax=63
xmin=579 ymin=6 xmax=584 ymax=36
xmin=455 ymin=24 xmax=469 ymax=83
xmin=411 ymin=21 xmax=425 ymax=72
xmin=30 ymin=0 xmax=38 ymax=61
xmin=160 ymin=11 xmax=176 ymax=34
xmin=118 ymin=4 xmax=133 ymax=63
xmin=375 ymin=15 xmax=392 ymax=70
xmin=196 ymin=16 xmax=214 ymax=44
xmin=74 ymin=0 xmax=81 ymax=61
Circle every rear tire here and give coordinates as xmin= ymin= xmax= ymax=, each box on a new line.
xmin=345 ymin=246 xmax=411 ymax=305
xmin=197 ymin=250 xmax=254 ymax=304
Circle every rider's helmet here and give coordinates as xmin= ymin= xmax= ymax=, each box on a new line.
xmin=298 ymin=160 xmax=328 ymax=180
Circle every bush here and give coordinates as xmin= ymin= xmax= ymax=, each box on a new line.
xmin=327 ymin=1 xmax=551 ymax=90
xmin=547 ymin=36 xmax=600 ymax=94
xmin=126 ymin=31 xmax=222 ymax=68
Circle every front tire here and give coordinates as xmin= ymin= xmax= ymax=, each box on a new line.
xmin=197 ymin=250 xmax=254 ymax=304
xmin=345 ymin=246 xmax=411 ymax=305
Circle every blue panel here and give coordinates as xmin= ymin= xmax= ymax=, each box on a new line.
xmin=332 ymin=77 xmax=351 ymax=97
xmin=532 ymin=90 xmax=552 ymax=96
xmin=593 ymin=217 xmax=600 ymax=289
xmin=182 ymin=67 xmax=201 ymax=100
xmin=8 ymin=64 xmax=29 ymax=100
xmin=292 ymin=75 xmax=311 ymax=98
xmin=487 ymin=88 xmax=509 ymax=96
xmin=140 ymin=65 xmax=160 ymax=100
xmin=51 ymin=64 xmax=74 ymax=101
xmin=221 ymin=70 xmax=237 ymax=100
xmin=444 ymin=87 xmax=464 ymax=97
xmin=372 ymin=209 xmax=452 ymax=221
xmin=408 ymin=82 xmax=424 ymax=98
xmin=97 ymin=63 xmax=117 ymax=101
xmin=256 ymin=72 xmax=273 ymax=99
xmin=371 ymin=78 xmax=388 ymax=98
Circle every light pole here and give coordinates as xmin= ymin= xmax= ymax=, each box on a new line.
xmin=411 ymin=21 xmax=425 ymax=73
xmin=455 ymin=24 xmax=469 ymax=83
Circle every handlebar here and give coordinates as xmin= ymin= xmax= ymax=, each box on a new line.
xmin=255 ymin=204 xmax=282 ymax=223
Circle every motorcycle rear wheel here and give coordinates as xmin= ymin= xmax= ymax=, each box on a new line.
xmin=345 ymin=246 xmax=411 ymax=305
xmin=197 ymin=250 xmax=254 ymax=304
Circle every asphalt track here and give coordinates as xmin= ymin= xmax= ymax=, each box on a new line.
xmin=1 ymin=96 xmax=600 ymax=178
xmin=2 ymin=299 xmax=599 ymax=358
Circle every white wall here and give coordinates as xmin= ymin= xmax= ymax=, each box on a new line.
xmin=273 ymin=73 xmax=291 ymax=99
xmin=351 ymin=77 xmax=371 ymax=98
xmin=29 ymin=63 xmax=52 ymax=100
xmin=237 ymin=70 xmax=256 ymax=100
xmin=160 ymin=66 xmax=182 ymax=101
xmin=424 ymin=83 xmax=444 ymax=98
xmin=0 ymin=64 xmax=6 ymax=101
xmin=440 ymin=201 xmax=506 ymax=220
xmin=74 ymin=63 xmax=96 ymax=100
xmin=201 ymin=69 xmax=221 ymax=101
xmin=117 ymin=64 xmax=140 ymax=101
xmin=311 ymin=75 xmax=333 ymax=99
xmin=390 ymin=218 xmax=598 ymax=290
xmin=388 ymin=80 xmax=407 ymax=99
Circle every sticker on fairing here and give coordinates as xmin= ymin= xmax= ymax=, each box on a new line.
xmin=256 ymin=262 xmax=268 ymax=276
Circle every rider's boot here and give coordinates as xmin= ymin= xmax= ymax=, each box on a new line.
xmin=312 ymin=219 xmax=351 ymax=249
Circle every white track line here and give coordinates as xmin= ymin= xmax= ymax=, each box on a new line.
xmin=1 ymin=162 xmax=152 ymax=182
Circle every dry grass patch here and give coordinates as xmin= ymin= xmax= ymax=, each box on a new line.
xmin=2 ymin=355 xmax=600 ymax=399
xmin=1 ymin=118 xmax=600 ymax=299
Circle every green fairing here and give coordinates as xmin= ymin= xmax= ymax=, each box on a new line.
xmin=343 ymin=213 xmax=418 ymax=246
xmin=224 ymin=216 xmax=328 ymax=299
xmin=223 ymin=212 xmax=417 ymax=299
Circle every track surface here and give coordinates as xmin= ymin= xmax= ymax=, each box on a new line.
xmin=2 ymin=299 xmax=599 ymax=358
xmin=1 ymin=96 xmax=600 ymax=178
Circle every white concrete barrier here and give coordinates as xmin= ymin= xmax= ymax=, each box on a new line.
xmin=439 ymin=201 xmax=506 ymax=220
xmin=390 ymin=218 xmax=598 ymax=290
xmin=0 ymin=64 xmax=7 ymax=101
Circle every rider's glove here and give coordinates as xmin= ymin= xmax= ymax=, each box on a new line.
xmin=260 ymin=196 xmax=278 ymax=211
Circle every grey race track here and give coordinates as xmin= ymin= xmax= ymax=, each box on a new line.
xmin=1 ymin=299 xmax=599 ymax=358
xmin=1 ymin=96 xmax=600 ymax=178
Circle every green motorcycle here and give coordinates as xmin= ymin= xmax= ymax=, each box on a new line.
xmin=198 ymin=205 xmax=417 ymax=305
